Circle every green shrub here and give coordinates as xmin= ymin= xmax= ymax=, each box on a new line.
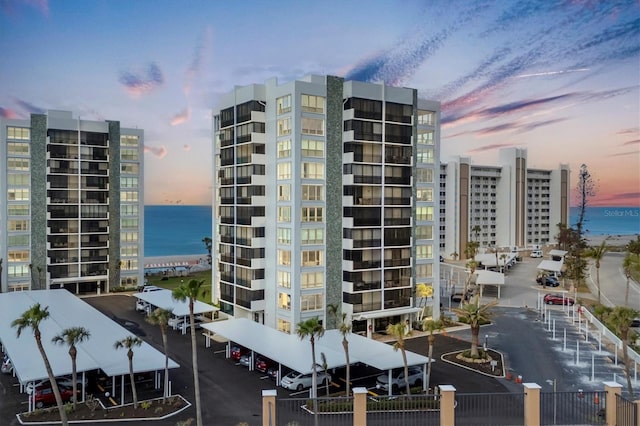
xmin=140 ymin=400 xmax=152 ymax=410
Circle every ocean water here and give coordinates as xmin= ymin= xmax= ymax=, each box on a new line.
xmin=569 ymin=206 xmax=640 ymax=236
xmin=144 ymin=205 xmax=212 ymax=257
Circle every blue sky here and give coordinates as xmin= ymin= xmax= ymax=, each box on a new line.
xmin=1 ymin=0 xmax=638 ymax=206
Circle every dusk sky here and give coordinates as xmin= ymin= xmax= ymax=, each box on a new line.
xmin=1 ymin=0 xmax=638 ymax=206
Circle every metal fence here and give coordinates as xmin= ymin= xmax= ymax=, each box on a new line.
xmin=275 ymin=396 xmax=353 ymax=426
xmin=539 ymin=390 xmax=606 ymax=425
xmin=455 ymin=392 xmax=525 ymax=425
xmin=366 ymin=394 xmax=440 ymax=426
xmin=615 ymin=393 xmax=638 ymax=426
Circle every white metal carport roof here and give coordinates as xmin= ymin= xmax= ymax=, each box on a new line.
xmin=0 ymin=289 xmax=179 ymax=385
xmin=134 ymin=289 xmax=218 ymax=317
xmin=201 ymin=318 xmax=429 ymax=374
xmin=537 ymin=260 xmax=564 ymax=273
xmin=548 ymin=250 xmax=568 ymax=258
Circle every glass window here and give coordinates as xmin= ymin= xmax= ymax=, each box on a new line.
xmin=302 ymin=185 xmax=323 ymax=200
xmin=301 ymin=118 xmax=324 ymax=135
xmin=7 ymin=142 xmax=29 ymax=155
xmin=278 ymin=162 xmax=291 ymax=180
xmin=417 ymin=149 xmax=434 ymax=164
xmin=7 ymin=127 xmax=30 ymax=140
xmin=301 ymin=228 xmax=324 ymax=245
xmin=121 ymin=164 xmax=139 ymax=174
xmin=8 ymin=250 xmax=30 ymax=262
xmin=301 ymin=94 xmax=325 ymax=113
xmin=416 ymin=188 xmax=433 ymax=201
xmin=278 ymin=271 xmax=291 ymax=288
xmin=278 ymin=184 xmax=291 ymax=201
xmin=277 ymin=318 xmax=291 ymax=334
xmin=8 ymin=220 xmax=29 ymax=231
xmin=121 ymin=245 xmax=138 ymax=256
xmin=416 ymin=169 xmax=434 ymax=183
xmin=418 ymin=110 xmax=435 ymax=125
xmin=121 ymin=135 xmax=139 ymax=147
xmin=417 ymin=129 xmax=434 ymax=145
xmin=416 ymin=263 xmax=433 ymax=278
xmin=278 ymin=249 xmax=291 ymax=266
xmin=7 ymin=188 xmax=29 ymax=201
xmin=302 ymin=207 xmax=323 ymax=222
xmin=121 ymin=232 xmax=138 ymax=242
xmin=415 ymin=225 xmax=433 ymax=240
xmin=416 ymin=206 xmax=434 ymax=221
xmin=301 ymin=293 xmax=323 ymax=311
xmin=121 ymin=177 xmax=139 ymax=188
xmin=8 ymin=158 xmax=29 ymax=171
xmin=277 ymin=95 xmax=292 ymax=114
xmin=8 ymin=265 xmax=30 ymax=277
xmin=121 ymin=218 xmax=138 ymax=228
xmin=416 ymin=244 xmax=433 ymax=259
xmin=121 ymin=191 xmax=138 ymax=202
xmin=301 ymin=139 xmax=324 ymax=157
xmin=302 ymin=162 xmax=324 ymax=179
xmin=277 ymin=206 xmax=291 ymax=222
xmin=277 ymin=139 xmax=291 ymax=158
xmin=8 ymin=205 xmax=29 ymax=216
xmin=277 ymin=118 xmax=291 ymax=136
xmin=278 ymin=292 xmax=291 ymax=310
xmin=302 ymin=250 xmax=323 ymax=266
xmin=122 ymin=205 xmax=139 ymax=216
xmin=8 ymin=235 xmax=29 ymax=245
xmin=121 ymin=149 xmax=138 ymax=161
xmin=301 ymin=271 xmax=323 ymax=288
xmin=277 ymin=228 xmax=291 ymax=244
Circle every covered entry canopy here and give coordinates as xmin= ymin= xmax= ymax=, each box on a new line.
xmin=0 ymin=289 xmax=179 ymax=385
xmin=202 ymin=318 xmax=429 ymax=374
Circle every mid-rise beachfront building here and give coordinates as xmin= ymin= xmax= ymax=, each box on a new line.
xmin=212 ymin=75 xmax=441 ymax=335
xmin=439 ymin=148 xmax=570 ymax=259
xmin=0 ymin=110 xmax=144 ymax=293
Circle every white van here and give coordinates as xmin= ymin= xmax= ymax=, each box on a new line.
xmin=531 ymin=250 xmax=543 ymax=258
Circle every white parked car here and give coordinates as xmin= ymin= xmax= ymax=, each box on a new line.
xmin=280 ymin=371 xmax=331 ymax=391
xmin=1 ymin=356 xmax=13 ymax=374
xmin=135 ymin=299 xmax=150 ymax=312
xmin=531 ymin=250 xmax=543 ymax=258
xmin=376 ymin=366 xmax=423 ymax=393
xmin=141 ymin=285 xmax=163 ymax=293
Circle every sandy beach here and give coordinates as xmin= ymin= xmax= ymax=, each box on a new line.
xmin=144 ymin=254 xmax=211 ymax=272
xmin=585 ymin=234 xmax=639 ymax=247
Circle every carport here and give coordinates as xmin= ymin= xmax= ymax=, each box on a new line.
xmin=202 ymin=318 xmax=430 ymax=396
xmin=537 ymin=259 xmax=564 ymax=276
xmin=548 ymin=250 xmax=568 ymax=261
xmin=134 ymin=289 xmax=218 ymax=335
xmin=475 ymin=270 xmax=505 ymax=298
xmin=0 ymin=289 xmax=179 ymax=410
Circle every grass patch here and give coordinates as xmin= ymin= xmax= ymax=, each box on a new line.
xmin=145 ymin=271 xmax=212 ymax=304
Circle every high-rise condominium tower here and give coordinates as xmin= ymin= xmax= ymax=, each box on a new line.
xmin=0 ymin=110 xmax=144 ymax=293
xmin=212 ymin=75 xmax=440 ymax=335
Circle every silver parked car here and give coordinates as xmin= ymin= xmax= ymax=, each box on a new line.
xmin=280 ymin=370 xmax=331 ymax=391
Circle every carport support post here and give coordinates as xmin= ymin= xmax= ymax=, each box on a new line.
xmin=439 ymin=385 xmax=455 ymax=426
xmin=604 ymin=381 xmax=622 ymax=426
xmin=523 ymin=383 xmax=541 ymax=426
xmin=261 ymin=389 xmax=277 ymax=426
xmin=353 ymin=387 xmax=367 ymax=426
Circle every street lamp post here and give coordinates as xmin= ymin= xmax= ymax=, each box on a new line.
xmin=484 ymin=334 xmax=488 ymax=351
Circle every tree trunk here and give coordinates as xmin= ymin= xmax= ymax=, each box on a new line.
xmin=470 ymin=325 xmax=480 ymax=357
xmin=343 ymin=338 xmax=350 ymax=397
xmin=622 ymin=334 xmax=634 ymax=398
xmin=625 ymin=277 xmax=630 ymax=307
xmin=35 ymin=330 xmax=68 ymax=425
xmin=189 ymin=300 xmax=203 ymax=426
xmin=401 ymin=348 xmax=410 ymax=396
xmin=161 ymin=325 xmax=169 ymax=402
xmin=128 ymin=351 xmax=138 ymax=408
xmin=426 ymin=335 xmax=434 ymax=393
xmin=596 ymin=266 xmax=601 ymax=304
xmin=70 ymin=346 xmax=78 ymax=409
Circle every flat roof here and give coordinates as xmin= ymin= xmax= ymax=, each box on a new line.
xmin=475 ymin=270 xmax=505 ymax=286
xmin=202 ymin=318 xmax=429 ymax=374
xmin=548 ymin=250 xmax=568 ymax=257
xmin=537 ymin=260 xmax=564 ymax=273
xmin=0 ymin=290 xmax=179 ymax=384
xmin=134 ymin=289 xmax=218 ymax=317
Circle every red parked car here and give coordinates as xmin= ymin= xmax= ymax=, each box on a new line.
xmin=544 ymin=293 xmax=575 ymax=306
xmin=34 ymin=384 xmax=77 ymax=408
xmin=231 ymin=346 xmax=247 ymax=362
xmin=255 ymin=356 xmax=275 ymax=373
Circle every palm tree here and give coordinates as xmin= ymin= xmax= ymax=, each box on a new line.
xmin=450 ymin=252 xmax=459 ymax=261
xmin=605 ymin=306 xmax=639 ymax=397
xmin=173 ymin=279 xmax=206 ymax=426
xmin=386 ymin=322 xmax=412 ymax=395
xmin=145 ymin=307 xmax=173 ymax=402
xmin=319 ymin=352 xmax=330 ymax=397
xmin=471 ymin=225 xmax=481 ymax=242
xmin=499 ymin=253 xmax=509 ymax=274
xmin=537 ymin=270 xmax=548 ymax=289
xmin=328 ymin=304 xmax=352 ymax=396
xmin=462 ymin=260 xmax=478 ymax=304
xmin=587 ymin=240 xmax=608 ymax=304
xmin=465 ymin=241 xmax=479 ymax=261
xmin=422 ymin=319 xmax=443 ymax=394
xmin=12 ymin=304 xmax=69 ymax=425
xmin=451 ymin=298 xmax=497 ymax=358
xmin=202 ymin=237 xmax=212 ymax=265
xmin=114 ymin=335 xmax=143 ymax=409
xmin=296 ymin=317 xmax=325 ymax=400
xmin=51 ymin=327 xmax=90 ymax=410
xmin=623 ymin=254 xmax=633 ymax=307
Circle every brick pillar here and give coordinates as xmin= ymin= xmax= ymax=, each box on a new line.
xmin=603 ymin=381 xmax=622 ymax=426
xmin=523 ymin=383 xmax=541 ymax=426
xmin=262 ymin=389 xmax=277 ymax=426
xmin=353 ymin=387 xmax=367 ymax=426
xmin=439 ymin=385 xmax=456 ymax=426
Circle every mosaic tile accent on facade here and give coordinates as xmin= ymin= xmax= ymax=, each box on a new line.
xmin=30 ymin=114 xmax=48 ymax=289
xmin=107 ymin=121 xmax=121 ymax=291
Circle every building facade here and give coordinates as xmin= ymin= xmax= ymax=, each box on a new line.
xmin=212 ymin=75 xmax=441 ymax=335
xmin=0 ymin=110 xmax=144 ymax=293
xmin=439 ymin=148 xmax=570 ymax=259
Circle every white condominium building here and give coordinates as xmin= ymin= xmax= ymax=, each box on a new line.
xmin=440 ymin=148 xmax=570 ymax=259
xmin=0 ymin=110 xmax=144 ymax=293
xmin=212 ymin=75 xmax=441 ymax=335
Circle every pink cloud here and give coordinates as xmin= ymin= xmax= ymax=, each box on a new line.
xmin=170 ymin=107 xmax=191 ymax=126
xmin=143 ymin=145 xmax=167 ymax=159
xmin=118 ymin=62 xmax=164 ymax=98
xmin=0 ymin=107 xmax=19 ymax=118
xmin=183 ymin=144 xmax=191 ymax=151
